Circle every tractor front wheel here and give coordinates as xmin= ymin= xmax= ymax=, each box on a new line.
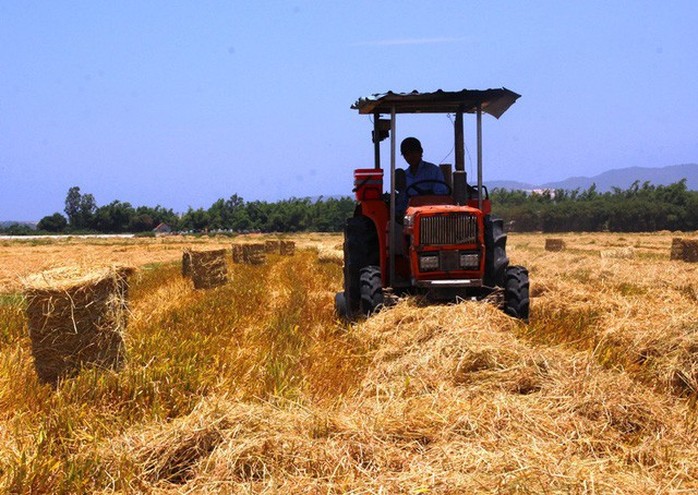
xmin=343 ymin=216 xmax=378 ymax=318
xmin=360 ymin=265 xmax=384 ymax=316
xmin=503 ymin=265 xmax=530 ymax=322
xmin=334 ymin=292 xmax=348 ymax=320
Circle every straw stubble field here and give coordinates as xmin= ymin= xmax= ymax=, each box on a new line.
xmin=1 ymin=231 xmax=697 ymax=493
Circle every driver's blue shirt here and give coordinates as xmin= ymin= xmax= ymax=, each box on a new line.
xmin=397 ymin=160 xmax=448 ymax=214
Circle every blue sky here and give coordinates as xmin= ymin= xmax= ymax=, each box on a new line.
xmin=2 ymin=1 xmax=697 ymax=221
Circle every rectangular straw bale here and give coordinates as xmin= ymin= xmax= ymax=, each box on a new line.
xmin=190 ymin=249 xmax=228 ymax=289
xmin=682 ymin=239 xmax=698 ymax=262
xmin=231 ymin=244 xmax=244 ymax=263
xmin=232 ymin=244 xmax=243 ymax=263
xmin=545 ymin=238 xmax=565 ymax=251
xmin=670 ymin=238 xmax=698 ymax=262
xmin=279 ymin=240 xmax=296 ymax=256
xmin=265 ymin=240 xmax=281 ymax=254
xmin=670 ymin=238 xmax=685 ymax=260
xmin=23 ymin=266 xmax=134 ymax=385
xmin=242 ymin=243 xmax=266 ymax=265
xmin=182 ymin=249 xmax=192 ymax=277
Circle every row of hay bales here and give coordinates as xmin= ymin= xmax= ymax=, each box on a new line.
xmin=183 ymin=241 xmax=297 ymax=289
xmin=23 ymin=241 xmax=297 ymax=386
xmin=545 ymin=237 xmax=698 ymax=261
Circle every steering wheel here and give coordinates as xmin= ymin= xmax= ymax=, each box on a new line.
xmin=406 ymin=179 xmax=452 ymax=197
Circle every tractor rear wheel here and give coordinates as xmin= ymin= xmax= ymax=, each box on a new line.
xmin=360 ymin=265 xmax=384 ymax=316
xmin=503 ymin=265 xmax=530 ymax=322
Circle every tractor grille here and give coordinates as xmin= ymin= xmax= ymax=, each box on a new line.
xmin=419 ymin=214 xmax=478 ymax=245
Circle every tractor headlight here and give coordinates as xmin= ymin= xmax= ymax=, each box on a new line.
xmin=404 ymin=214 xmax=414 ymax=229
xmin=419 ymin=254 xmax=439 ymax=272
xmin=459 ymin=252 xmax=480 ymax=270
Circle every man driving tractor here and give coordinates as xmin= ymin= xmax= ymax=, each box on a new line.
xmin=397 ymin=137 xmax=448 ymax=216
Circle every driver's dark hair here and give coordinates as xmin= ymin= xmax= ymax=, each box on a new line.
xmin=400 ymin=137 xmax=422 ymax=155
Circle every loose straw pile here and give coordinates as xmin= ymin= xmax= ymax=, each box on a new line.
xmin=101 ymin=301 xmax=698 ymax=492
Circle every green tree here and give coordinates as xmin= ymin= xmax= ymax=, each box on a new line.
xmin=93 ymin=201 xmax=135 ymax=233
xmin=181 ymin=207 xmax=210 ymax=231
xmin=64 ymin=186 xmax=97 ymax=229
xmin=64 ymin=186 xmax=82 ymax=226
xmin=37 ymin=213 xmax=68 ymax=232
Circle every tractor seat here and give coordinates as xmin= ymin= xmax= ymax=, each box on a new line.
xmin=408 ymin=195 xmax=455 ymax=207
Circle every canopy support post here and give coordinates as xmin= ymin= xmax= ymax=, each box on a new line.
xmin=389 ymin=106 xmax=396 ymax=289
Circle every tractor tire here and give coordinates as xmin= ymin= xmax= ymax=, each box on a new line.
xmin=359 ymin=265 xmax=384 ymax=316
xmin=503 ymin=265 xmax=530 ymax=322
xmin=485 ymin=216 xmax=510 ymax=287
xmin=343 ymin=216 xmax=379 ymax=318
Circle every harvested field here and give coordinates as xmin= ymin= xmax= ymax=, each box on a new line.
xmin=1 ymin=230 xmax=698 ymax=493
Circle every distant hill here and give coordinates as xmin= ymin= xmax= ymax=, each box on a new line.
xmin=485 ymin=180 xmax=537 ymax=191
xmin=0 ymin=221 xmax=37 ymax=229
xmin=489 ymin=163 xmax=698 ymax=192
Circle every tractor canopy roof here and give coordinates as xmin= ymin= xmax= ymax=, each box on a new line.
xmin=352 ymin=88 xmax=520 ymax=118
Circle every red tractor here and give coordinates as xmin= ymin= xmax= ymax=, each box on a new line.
xmin=335 ymin=88 xmax=530 ymax=321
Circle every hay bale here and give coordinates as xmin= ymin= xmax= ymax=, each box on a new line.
xmin=279 ymin=240 xmax=296 ymax=256
xmin=190 ymin=249 xmax=228 ymax=289
xmin=671 ymin=238 xmax=698 ymax=262
xmin=182 ymin=249 xmax=192 ymax=277
xmin=231 ymin=244 xmax=244 ymax=264
xmin=23 ymin=265 xmax=134 ymax=385
xmin=670 ymin=238 xmax=685 ymax=260
xmin=265 ymin=240 xmax=281 ymax=254
xmin=545 ymin=238 xmax=566 ymax=252
xmin=685 ymin=240 xmax=698 ymax=262
xmin=601 ymin=247 xmax=636 ymax=259
xmin=242 ymin=244 xmax=266 ymax=265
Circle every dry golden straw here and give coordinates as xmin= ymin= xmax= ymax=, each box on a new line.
xmin=600 ymin=246 xmax=635 ymax=259
xmin=189 ymin=249 xmax=228 ymax=289
xmin=22 ymin=265 xmax=134 ymax=385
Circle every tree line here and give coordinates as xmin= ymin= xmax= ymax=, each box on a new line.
xmin=491 ymin=179 xmax=698 ymax=232
xmin=2 ymin=180 xmax=696 ymax=235
xmin=19 ymin=187 xmax=357 ymax=234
